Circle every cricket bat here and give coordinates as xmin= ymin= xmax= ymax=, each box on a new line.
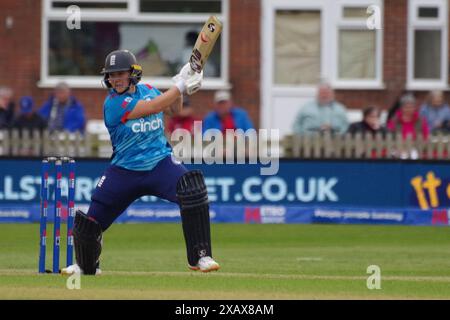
xmin=189 ymin=16 xmax=223 ymax=74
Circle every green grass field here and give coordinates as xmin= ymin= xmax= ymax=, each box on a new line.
xmin=0 ymin=223 xmax=449 ymax=299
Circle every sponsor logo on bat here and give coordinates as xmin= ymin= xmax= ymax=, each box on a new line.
xmin=189 ymin=49 xmax=203 ymax=73
xmin=208 ymin=23 xmax=216 ymax=32
xmin=200 ymin=32 xmax=209 ymax=43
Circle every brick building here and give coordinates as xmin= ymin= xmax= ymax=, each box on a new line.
xmin=0 ymin=0 xmax=448 ymax=137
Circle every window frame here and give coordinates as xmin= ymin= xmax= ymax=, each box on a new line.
xmin=39 ymin=0 xmax=229 ymax=89
xmin=407 ymin=0 xmax=448 ymax=90
xmin=331 ymin=0 xmax=384 ymax=89
xmin=264 ymin=0 xmax=385 ymax=94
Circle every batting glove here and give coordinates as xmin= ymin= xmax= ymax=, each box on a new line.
xmin=172 ymin=63 xmax=203 ymax=95
xmin=185 ymin=70 xmax=203 ymax=95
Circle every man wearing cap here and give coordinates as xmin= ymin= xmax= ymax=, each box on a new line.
xmin=38 ymin=82 xmax=86 ymax=133
xmin=12 ymin=96 xmax=47 ymax=132
xmin=203 ymin=90 xmax=254 ymax=133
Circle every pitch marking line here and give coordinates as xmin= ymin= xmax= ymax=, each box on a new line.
xmin=1 ymin=269 xmax=450 ymax=283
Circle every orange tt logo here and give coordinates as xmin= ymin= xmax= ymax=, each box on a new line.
xmin=410 ymin=171 xmax=450 ymax=210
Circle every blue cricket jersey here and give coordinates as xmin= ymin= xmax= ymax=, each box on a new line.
xmin=103 ymin=83 xmax=172 ymax=171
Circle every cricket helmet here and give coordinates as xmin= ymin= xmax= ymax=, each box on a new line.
xmin=101 ymin=49 xmax=142 ymax=89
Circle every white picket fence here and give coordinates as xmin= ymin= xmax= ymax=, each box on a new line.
xmin=1 ymin=129 xmax=449 ymax=160
xmin=283 ymin=132 xmax=450 ymax=160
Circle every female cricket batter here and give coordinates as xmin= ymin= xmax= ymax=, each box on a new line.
xmin=62 ymin=49 xmax=219 ymax=275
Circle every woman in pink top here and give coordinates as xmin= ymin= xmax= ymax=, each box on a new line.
xmin=387 ymin=93 xmax=429 ymax=140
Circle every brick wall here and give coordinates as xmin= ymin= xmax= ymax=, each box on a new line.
xmin=0 ymin=0 xmax=447 ymax=128
xmin=335 ymin=0 xmax=450 ymax=111
xmin=0 ymin=0 xmax=261 ymax=127
xmin=0 ymin=0 xmax=44 ymax=104
xmin=229 ymin=0 xmax=261 ymax=127
xmin=335 ymin=0 xmax=408 ymax=111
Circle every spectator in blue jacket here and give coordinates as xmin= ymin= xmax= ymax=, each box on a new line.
xmin=203 ymin=90 xmax=254 ymax=133
xmin=419 ymin=90 xmax=450 ymax=133
xmin=39 ymin=82 xmax=86 ymax=133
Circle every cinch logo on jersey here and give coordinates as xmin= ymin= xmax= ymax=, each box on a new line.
xmin=132 ymin=118 xmax=163 ymax=133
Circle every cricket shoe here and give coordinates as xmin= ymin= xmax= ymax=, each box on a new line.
xmin=188 ymin=256 xmax=220 ymax=273
xmin=61 ymin=264 xmax=102 ymax=276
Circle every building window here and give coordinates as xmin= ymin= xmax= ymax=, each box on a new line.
xmin=41 ymin=0 xmax=227 ymax=88
xmin=407 ymin=0 xmax=448 ymax=89
xmin=48 ymin=21 xmax=221 ymax=78
xmin=51 ymin=1 xmax=128 ymax=9
xmin=267 ymin=0 xmax=384 ymax=90
xmin=334 ymin=0 xmax=383 ymax=88
xmin=274 ymin=10 xmax=321 ymax=85
xmin=139 ymin=0 xmax=222 ymax=13
xmin=338 ymin=29 xmax=376 ymax=79
xmin=414 ymin=30 xmax=441 ymax=79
